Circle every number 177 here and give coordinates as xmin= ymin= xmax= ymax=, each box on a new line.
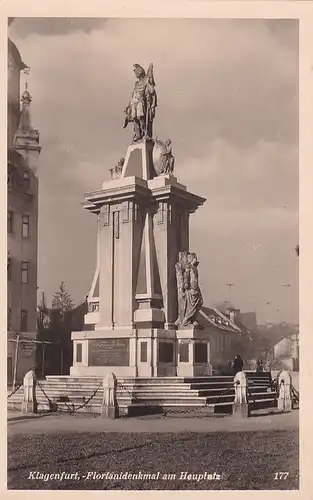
xmin=274 ymin=472 xmax=289 ymax=480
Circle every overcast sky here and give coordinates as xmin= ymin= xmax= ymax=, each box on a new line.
xmin=9 ymin=18 xmax=299 ymax=324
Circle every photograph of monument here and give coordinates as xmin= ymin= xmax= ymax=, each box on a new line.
xmin=6 ymin=16 xmax=299 ymax=491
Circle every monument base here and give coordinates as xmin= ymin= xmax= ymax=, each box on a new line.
xmin=70 ymin=326 xmax=212 ymax=378
xmin=176 ymin=328 xmax=212 ymax=377
xmin=232 ymin=402 xmax=250 ymax=418
xmin=22 ymin=401 xmax=38 ymax=414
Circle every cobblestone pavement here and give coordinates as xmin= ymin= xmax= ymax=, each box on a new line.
xmin=7 ymin=408 xmax=298 ymax=436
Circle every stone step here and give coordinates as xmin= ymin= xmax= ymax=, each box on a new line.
xmin=197 ymin=385 xmax=273 ymax=395
xmin=46 ymin=376 xmax=187 ymax=384
xmin=205 ymin=392 xmax=276 ymax=404
xmin=8 ymin=373 xmax=275 ymax=418
xmin=38 ymin=383 xmax=191 ymax=391
xmin=210 ymin=397 xmax=276 ymax=409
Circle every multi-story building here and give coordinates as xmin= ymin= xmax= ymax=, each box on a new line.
xmin=7 ymin=35 xmax=41 ymax=385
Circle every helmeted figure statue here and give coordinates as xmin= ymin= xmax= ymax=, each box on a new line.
xmin=175 ymin=252 xmax=203 ymax=328
xmin=123 ymin=63 xmax=157 ymax=143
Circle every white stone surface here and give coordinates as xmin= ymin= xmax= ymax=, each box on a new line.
xmin=234 ymin=371 xmax=248 ymax=404
xmin=101 ymin=372 xmax=118 ymax=419
xmin=277 ymin=370 xmax=292 ymax=411
xmin=22 ymin=370 xmax=37 ymax=413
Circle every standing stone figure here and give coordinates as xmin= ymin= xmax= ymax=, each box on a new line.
xmin=123 ymin=63 xmax=157 ymax=143
xmin=175 ymin=252 xmax=203 ymax=328
xmin=183 ymin=252 xmax=203 ymax=327
xmin=109 ymin=157 xmax=125 ymax=180
xmin=175 ymin=251 xmax=188 ymax=326
xmin=152 ymin=138 xmax=175 ymax=176
xmin=160 ymin=139 xmax=175 ymax=174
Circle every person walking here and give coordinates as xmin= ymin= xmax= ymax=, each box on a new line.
xmin=256 ymin=359 xmax=264 ymax=373
xmin=232 ymin=355 xmax=244 ymax=375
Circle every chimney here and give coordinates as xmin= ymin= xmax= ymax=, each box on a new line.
xmin=226 ymin=307 xmax=237 ymax=323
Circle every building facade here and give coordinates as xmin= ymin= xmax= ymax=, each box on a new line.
xmin=7 ymin=36 xmax=41 ymax=385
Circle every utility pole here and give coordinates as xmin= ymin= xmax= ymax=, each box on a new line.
xmin=226 ymin=283 xmax=235 ymax=303
xmin=12 ymin=334 xmax=20 ymax=392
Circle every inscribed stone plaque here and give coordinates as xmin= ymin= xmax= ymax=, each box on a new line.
xmin=88 ymin=338 xmax=130 ymax=366
xmin=195 ymin=342 xmax=208 ymax=363
xmin=158 ymin=341 xmax=174 ymax=363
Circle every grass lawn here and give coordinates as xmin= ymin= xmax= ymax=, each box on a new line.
xmin=8 ymin=430 xmax=299 ymax=490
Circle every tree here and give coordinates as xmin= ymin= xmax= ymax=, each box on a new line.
xmin=50 ymin=282 xmax=75 ymax=375
xmin=52 ymin=281 xmax=74 ymax=319
xmin=37 ymin=291 xmax=51 ymax=331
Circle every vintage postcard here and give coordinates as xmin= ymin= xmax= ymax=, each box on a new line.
xmin=2 ymin=0 xmax=312 ymax=496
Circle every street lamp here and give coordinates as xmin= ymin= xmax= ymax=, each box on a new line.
xmin=225 ymin=283 xmax=235 ymax=303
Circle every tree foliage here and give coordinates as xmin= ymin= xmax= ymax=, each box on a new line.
xmin=52 ymin=281 xmax=74 ymax=318
xmin=37 ymin=292 xmax=51 ymax=330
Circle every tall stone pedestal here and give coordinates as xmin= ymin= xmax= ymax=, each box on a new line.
xmin=70 ymin=139 xmax=207 ymax=377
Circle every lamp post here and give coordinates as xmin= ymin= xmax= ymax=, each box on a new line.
xmin=226 ymin=283 xmax=235 ymax=303
xmin=12 ymin=334 xmax=20 ymax=392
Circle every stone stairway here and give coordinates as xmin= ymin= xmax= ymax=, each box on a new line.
xmin=7 ymin=371 xmax=277 ymax=417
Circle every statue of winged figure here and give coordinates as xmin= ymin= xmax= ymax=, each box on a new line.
xmin=123 ymin=63 xmax=157 ymax=143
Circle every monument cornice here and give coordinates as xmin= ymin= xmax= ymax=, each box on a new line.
xmin=150 ymin=185 xmax=206 ymax=213
xmin=82 ymin=176 xmax=151 ymax=213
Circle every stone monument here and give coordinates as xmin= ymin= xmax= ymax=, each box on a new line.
xmin=70 ymin=63 xmax=211 ymax=378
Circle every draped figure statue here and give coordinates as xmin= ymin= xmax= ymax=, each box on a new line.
xmin=175 ymin=251 xmax=188 ymax=326
xmin=175 ymin=252 xmax=203 ymax=328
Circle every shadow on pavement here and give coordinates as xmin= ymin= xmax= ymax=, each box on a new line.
xmin=250 ymin=409 xmax=296 ymax=418
xmin=8 ymin=413 xmax=54 ymax=423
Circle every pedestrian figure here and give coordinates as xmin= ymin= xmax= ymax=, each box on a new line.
xmin=256 ymin=359 xmax=264 ymax=373
xmin=232 ymin=355 xmax=244 ymax=376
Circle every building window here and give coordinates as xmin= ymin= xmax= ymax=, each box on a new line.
xmin=76 ymin=343 xmax=82 ymax=363
xmin=7 ymin=308 xmax=12 ymax=331
xmin=8 ymin=211 xmax=14 ymax=234
xmin=21 ymin=261 xmax=29 ymax=284
xmin=22 ymin=214 xmax=30 ymax=238
xmin=7 ymin=357 xmax=13 ymax=381
xmin=23 ymin=171 xmax=30 ymax=191
xmin=7 ymin=257 xmax=12 ymax=281
xmin=21 ymin=310 xmax=28 ymax=332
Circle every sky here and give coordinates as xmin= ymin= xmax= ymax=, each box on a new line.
xmin=9 ymin=18 xmax=299 ymax=324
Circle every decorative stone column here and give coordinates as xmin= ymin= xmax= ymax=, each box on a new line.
xmin=149 ymin=175 xmax=205 ymax=329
